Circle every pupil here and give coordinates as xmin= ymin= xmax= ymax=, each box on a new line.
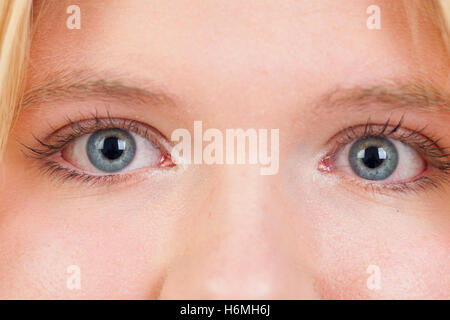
xmin=101 ymin=136 xmax=124 ymax=160
xmin=362 ymin=146 xmax=384 ymax=169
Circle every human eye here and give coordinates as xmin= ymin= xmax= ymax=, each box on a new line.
xmin=23 ymin=115 xmax=175 ymax=185
xmin=319 ymin=117 xmax=450 ymax=193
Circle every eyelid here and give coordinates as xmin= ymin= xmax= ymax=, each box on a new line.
xmin=319 ymin=119 xmax=450 ymax=194
xmin=324 ymin=122 xmax=449 ymax=167
xmin=20 ymin=116 xmax=177 ymax=186
xmin=24 ymin=116 xmax=173 ymax=160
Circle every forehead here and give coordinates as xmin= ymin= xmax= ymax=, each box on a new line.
xmin=30 ymin=0 xmax=448 ymax=109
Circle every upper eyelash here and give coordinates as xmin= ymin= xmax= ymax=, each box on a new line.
xmin=22 ymin=113 xmax=450 ymax=191
xmin=336 ymin=116 xmax=450 ymax=168
xmin=323 ymin=116 xmax=450 ymax=194
xmin=22 ymin=114 xmax=164 ymax=159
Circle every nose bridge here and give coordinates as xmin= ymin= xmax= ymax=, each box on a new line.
xmin=158 ymin=166 xmax=320 ymax=299
xmin=220 ymin=165 xmax=267 ymax=221
xmin=198 ymin=165 xmax=280 ymax=256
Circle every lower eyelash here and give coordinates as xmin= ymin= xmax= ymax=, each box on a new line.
xmin=358 ymin=174 xmax=449 ymax=195
xmin=39 ymin=159 xmax=126 ymax=185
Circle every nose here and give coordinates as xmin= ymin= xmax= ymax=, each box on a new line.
xmin=158 ymin=166 xmax=320 ymax=299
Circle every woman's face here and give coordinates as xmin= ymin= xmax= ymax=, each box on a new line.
xmin=0 ymin=0 xmax=449 ymax=299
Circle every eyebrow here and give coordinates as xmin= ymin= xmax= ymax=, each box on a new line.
xmin=21 ymin=71 xmax=176 ymax=108
xmin=318 ymin=80 xmax=450 ymax=114
xmin=22 ymin=72 xmax=450 ymax=114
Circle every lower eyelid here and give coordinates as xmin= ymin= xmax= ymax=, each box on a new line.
xmin=327 ymin=162 xmax=438 ymax=195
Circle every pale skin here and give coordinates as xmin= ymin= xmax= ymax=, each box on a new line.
xmin=0 ymin=0 xmax=449 ymax=299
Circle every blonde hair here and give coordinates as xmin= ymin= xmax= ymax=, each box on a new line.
xmin=0 ymin=0 xmax=31 ymax=161
xmin=0 ymin=0 xmax=449 ymax=160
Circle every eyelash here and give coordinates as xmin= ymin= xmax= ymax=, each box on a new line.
xmin=23 ymin=114 xmax=450 ymax=193
xmin=22 ymin=114 xmax=173 ymax=185
xmin=321 ymin=116 xmax=450 ymax=194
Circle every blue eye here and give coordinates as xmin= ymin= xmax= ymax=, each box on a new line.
xmin=86 ymin=129 xmax=136 ymax=172
xmin=348 ymin=136 xmax=399 ymax=181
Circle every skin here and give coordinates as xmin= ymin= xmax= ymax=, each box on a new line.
xmin=0 ymin=0 xmax=449 ymax=299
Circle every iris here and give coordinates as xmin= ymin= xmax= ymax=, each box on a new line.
xmin=86 ymin=129 xmax=136 ymax=172
xmin=348 ymin=136 xmax=398 ymax=181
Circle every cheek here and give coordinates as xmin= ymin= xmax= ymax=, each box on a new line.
xmin=0 ymin=195 xmax=169 ymax=299
xmin=0 ymin=150 xmax=209 ymax=298
xmin=279 ymin=160 xmax=450 ymax=299
xmin=312 ymin=208 xmax=450 ymax=299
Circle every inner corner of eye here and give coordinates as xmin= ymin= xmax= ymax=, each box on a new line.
xmin=318 ymin=154 xmax=333 ymax=173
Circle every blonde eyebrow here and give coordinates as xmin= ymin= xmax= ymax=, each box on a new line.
xmin=318 ymin=80 xmax=450 ymax=114
xmin=21 ymin=71 xmax=176 ymax=108
xmin=22 ymin=72 xmax=449 ymax=115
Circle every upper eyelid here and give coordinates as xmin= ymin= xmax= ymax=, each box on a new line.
xmin=53 ymin=117 xmax=144 ymax=140
xmin=336 ymin=120 xmax=436 ymax=144
xmin=22 ymin=117 xmax=171 ymax=159
xmin=325 ymin=120 xmax=449 ymax=162
xmin=320 ymin=122 xmax=450 ymax=195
